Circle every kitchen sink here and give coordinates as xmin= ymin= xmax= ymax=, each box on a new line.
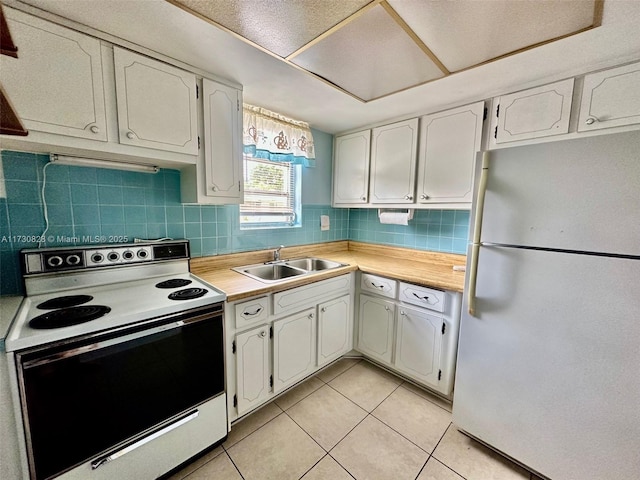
xmin=232 ymin=257 xmax=346 ymax=283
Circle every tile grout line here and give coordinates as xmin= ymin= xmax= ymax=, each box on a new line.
xmin=219 ymin=448 xmax=246 ymax=480
xmin=223 ymin=407 xmax=285 ymax=450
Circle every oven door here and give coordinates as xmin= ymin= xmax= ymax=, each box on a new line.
xmin=16 ymin=303 xmax=225 ymax=480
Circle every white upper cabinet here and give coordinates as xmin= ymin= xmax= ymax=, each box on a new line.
xmin=494 ymin=78 xmax=574 ymax=143
xmin=113 ymin=47 xmax=198 ymax=155
xmin=333 ymin=130 xmax=371 ymax=204
xmin=417 ymin=102 xmax=484 ymax=205
xmin=578 ymin=61 xmax=640 ymax=132
xmin=369 ymin=118 xmax=418 ymax=204
xmin=202 ymin=78 xmax=242 ymax=202
xmin=1 ymin=9 xmax=107 ymax=141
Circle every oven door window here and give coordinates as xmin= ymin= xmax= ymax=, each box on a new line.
xmin=19 ymin=310 xmax=224 ymax=480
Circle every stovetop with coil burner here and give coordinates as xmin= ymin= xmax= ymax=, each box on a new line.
xmin=5 ymin=240 xmax=226 ymax=352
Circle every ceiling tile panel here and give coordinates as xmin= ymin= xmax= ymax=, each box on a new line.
xmin=388 ymin=0 xmax=598 ymax=72
xmin=175 ymin=0 xmax=372 ymax=57
xmin=289 ymin=4 xmax=445 ymax=101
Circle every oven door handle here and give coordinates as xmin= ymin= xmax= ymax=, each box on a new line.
xmin=91 ymin=409 xmax=199 ymax=470
xmin=21 ymin=309 xmax=220 ymax=369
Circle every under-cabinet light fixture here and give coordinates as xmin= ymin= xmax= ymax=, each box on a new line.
xmin=49 ymin=154 xmax=159 ymax=173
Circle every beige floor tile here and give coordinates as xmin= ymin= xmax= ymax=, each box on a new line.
xmin=227 ymin=414 xmax=324 ymax=480
xmin=166 ymin=446 xmax=225 ymax=479
xmin=301 ymin=455 xmax=353 ymax=480
xmin=329 ymin=361 xmax=402 ymax=412
xmin=433 ymin=426 xmax=531 ymax=480
xmin=402 ymin=381 xmax=453 ymax=413
xmin=316 ymin=357 xmax=361 ymax=383
xmin=287 ymin=384 xmax=368 ymax=450
xmin=274 ymin=375 xmax=324 ymax=410
xmin=373 ymin=385 xmax=452 ymax=452
xmin=331 ymin=415 xmax=429 ymax=480
xmin=417 ymin=457 xmax=465 ymax=480
xmin=180 ymin=452 xmax=242 ymax=480
xmin=224 ymin=401 xmax=282 ymax=448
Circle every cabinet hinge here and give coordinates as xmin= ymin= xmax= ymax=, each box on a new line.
xmin=198 ymin=136 xmax=201 ymax=150
xmin=483 ymin=107 xmax=487 ymax=121
xmin=233 ymin=394 xmax=237 ymax=408
xmin=496 ymin=104 xmax=500 ymax=117
xmin=237 ymin=99 xmax=240 ymax=112
xmin=494 ymin=126 xmax=498 ymax=139
xmin=269 ymin=326 xmax=273 ymax=338
xmin=196 ymin=84 xmax=199 ymax=99
xmin=238 ymin=180 xmax=241 ymax=192
xmin=232 ymin=340 xmax=236 ymax=354
xmin=438 ymin=370 xmax=442 ymax=381
xmin=269 ymin=375 xmax=273 ymax=387
xmin=441 ymin=323 xmax=446 ymax=335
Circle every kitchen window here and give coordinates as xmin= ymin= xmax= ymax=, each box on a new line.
xmin=240 ymin=104 xmax=314 ymax=230
xmin=240 ymin=154 xmax=301 ymax=229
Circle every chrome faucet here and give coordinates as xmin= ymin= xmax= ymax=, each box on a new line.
xmin=273 ymin=245 xmax=284 ymax=262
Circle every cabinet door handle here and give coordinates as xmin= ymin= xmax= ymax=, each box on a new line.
xmin=260 ymin=330 xmax=267 ymax=337
xmin=308 ymin=313 xmax=314 ymax=319
xmin=585 ymin=116 xmax=598 ymax=125
xmin=400 ymin=310 xmax=405 ymax=316
xmin=384 ymin=306 xmax=390 ymax=311
xmin=420 ymin=194 xmax=428 ymax=200
xmin=361 ymin=196 xmax=366 ymax=201
xmin=126 ymin=131 xmax=135 ymax=139
xmin=405 ymin=195 xmax=413 ymax=200
xmin=321 ymin=307 xmax=326 ymax=313
xmin=242 ymin=307 xmax=262 ymax=317
xmin=89 ymin=125 xmax=100 ymax=134
xmin=412 ymin=293 xmax=429 ymax=301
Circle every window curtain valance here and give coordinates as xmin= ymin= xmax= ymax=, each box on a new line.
xmin=243 ymin=104 xmax=315 ymax=164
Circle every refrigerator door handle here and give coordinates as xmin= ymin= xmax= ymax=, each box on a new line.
xmin=468 ymin=151 xmax=490 ymax=316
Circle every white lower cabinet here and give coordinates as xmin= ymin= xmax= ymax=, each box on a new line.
xmin=317 ymin=295 xmax=353 ymax=367
xmin=228 ymin=274 xmax=354 ymax=420
xmin=234 ymin=324 xmax=270 ymax=416
xmin=272 ymin=308 xmax=317 ymax=393
xmin=356 ymin=273 xmax=461 ymax=396
xmin=357 ymin=294 xmax=395 ymax=364
xmin=394 ymin=305 xmax=443 ymax=386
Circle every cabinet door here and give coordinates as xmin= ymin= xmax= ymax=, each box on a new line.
xmin=203 ymin=78 xmax=242 ymax=202
xmin=317 ymin=295 xmax=352 ymax=367
xmin=394 ymin=305 xmax=443 ymax=388
xmin=495 ymin=78 xmax=574 ymax=143
xmin=235 ymin=324 xmax=270 ymax=415
xmin=113 ymin=47 xmax=198 ymax=154
xmin=578 ymin=61 xmax=640 ymax=132
xmin=370 ymin=118 xmax=418 ymax=203
xmin=417 ymin=102 xmax=483 ymax=204
xmin=1 ymin=9 xmax=107 ymax=141
xmin=272 ymin=308 xmax=317 ymax=393
xmin=333 ymin=130 xmax=371 ymax=204
xmin=357 ymin=294 xmax=395 ymax=364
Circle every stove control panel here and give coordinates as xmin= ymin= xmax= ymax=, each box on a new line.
xmin=21 ymin=240 xmax=190 ymax=275
xmin=86 ymin=246 xmax=152 ymax=267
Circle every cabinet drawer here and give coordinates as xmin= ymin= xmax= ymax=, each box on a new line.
xmin=361 ymin=273 xmax=397 ymax=299
xmin=398 ymin=282 xmax=445 ymax=312
xmin=273 ymin=274 xmax=351 ymax=315
xmin=235 ymin=296 xmax=269 ymax=329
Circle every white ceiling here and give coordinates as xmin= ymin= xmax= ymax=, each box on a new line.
xmin=6 ymin=0 xmax=640 ymax=134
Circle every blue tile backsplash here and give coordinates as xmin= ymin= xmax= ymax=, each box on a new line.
xmin=0 ymin=150 xmax=468 ymax=296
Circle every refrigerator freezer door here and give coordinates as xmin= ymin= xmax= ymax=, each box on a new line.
xmin=453 ymin=245 xmax=640 ymax=480
xmin=481 ymin=131 xmax=640 ymax=256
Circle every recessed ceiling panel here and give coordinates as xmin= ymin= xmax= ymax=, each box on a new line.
xmin=290 ymin=4 xmax=445 ymax=101
xmin=174 ymin=0 xmax=371 ymax=57
xmin=388 ymin=0 xmax=599 ymax=72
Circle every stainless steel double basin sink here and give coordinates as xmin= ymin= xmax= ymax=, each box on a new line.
xmin=232 ymin=257 xmax=346 ymax=283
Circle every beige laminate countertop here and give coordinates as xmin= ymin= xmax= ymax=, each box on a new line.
xmin=191 ymin=241 xmax=466 ymax=303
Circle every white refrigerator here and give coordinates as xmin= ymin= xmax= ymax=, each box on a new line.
xmin=453 ymin=130 xmax=640 ymax=480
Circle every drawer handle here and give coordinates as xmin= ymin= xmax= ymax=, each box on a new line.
xmin=413 ymin=292 xmax=430 ymax=302
xmin=242 ymin=307 xmax=263 ymax=317
xmin=371 ymin=282 xmax=385 ymax=289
